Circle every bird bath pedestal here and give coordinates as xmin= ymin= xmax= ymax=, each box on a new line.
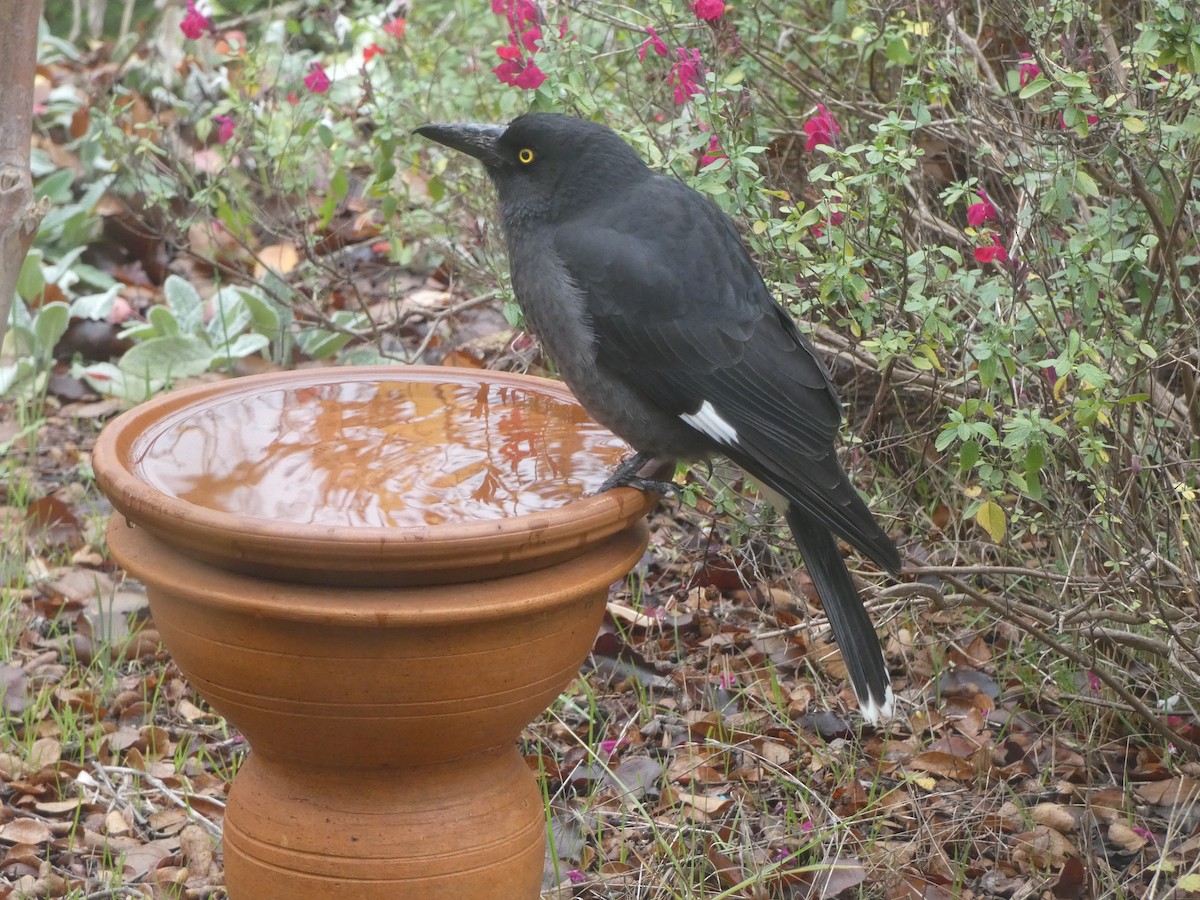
xmin=92 ymin=367 xmax=655 ymax=900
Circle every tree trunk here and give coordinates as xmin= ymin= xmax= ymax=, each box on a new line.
xmin=0 ymin=0 xmax=47 ymax=351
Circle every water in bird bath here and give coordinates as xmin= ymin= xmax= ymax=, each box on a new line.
xmin=131 ymin=376 xmax=629 ymax=528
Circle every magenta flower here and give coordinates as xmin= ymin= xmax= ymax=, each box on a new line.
xmin=520 ymin=23 xmax=542 ymax=52
xmin=304 ymin=62 xmax=331 ymax=93
xmin=180 ymin=0 xmax=212 ymax=40
xmin=212 ymin=114 xmax=235 ymax=144
xmin=639 ymin=26 xmax=668 ymax=62
xmin=513 ymin=61 xmax=547 ymax=89
xmin=567 ymin=870 xmax=587 ymax=885
xmin=966 ymin=190 xmax=997 ymax=227
xmin=700 ymin=133 xmax=727 ymax=169
xmin=691 ymin=0 xmax=725 ymax=21
xmin=803 ymin=104 xmax=840 ymax=152
xmin=668 ymin=47 xmax=704 ymax=104
xmin=974 ymin=233 xmax=1008 ymax=264
xmin=1018 ymin=53 xmax=1041 ymax=88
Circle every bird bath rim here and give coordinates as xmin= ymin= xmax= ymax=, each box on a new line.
xmin=92 ymin=366 xmax=657 ymax=586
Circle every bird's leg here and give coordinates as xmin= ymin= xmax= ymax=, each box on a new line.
xmin=594 ymin=451 xmax=679 ymax=497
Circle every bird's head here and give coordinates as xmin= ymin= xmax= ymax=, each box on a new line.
xmin=415 ymin=112 xmax=649 ymax=224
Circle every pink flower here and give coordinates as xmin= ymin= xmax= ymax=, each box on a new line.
xmin=383 ymin=18 xmax=406 ymax=39
xmin=493 ymin=0 xmax=537 ymax=28
xmin=803 ymin=104 xmax=840 ymax=152
xmin=212 ymin=114 xmax=235 ymax=144
xmin=639 ymin=26 xmax=667 ymax=62
xmin=700 ymin=133 xmax=727 ymax=169
xmin=558 ymin=17 xmax=570 ymax=39
xmin=180 ymin=0 xmax=212 ymax=40
xmin=599 ymin=738 xmax=628 ymax=756
xmin=967 ymin=190 xmax=997 ymax=227
xmin=496 ymin=43 xmax=522 ymax=61
xmin=1086 ymin=670 xmax=1102 ymax=693
xmin=304 ymin=61 xmax=331 ymax=94
xmin=691 ymin=0 xmax=725 ymax=21
xmin=1018 ymin=53 xmax=1041 ymax=87
xmin=363 ymin=43 xmax=384 ymax=62
xmin=974 ymin=233 xmax=1008 ymax=264
xmin=812 ymin=210 xmax=843 ymax=238
xmin=668 ymin=47 xmax=704 ymax=104
xmin=513 ymin=61 xmax=546 ymax=90
xmin=520 ymin=23 xmax=542 ymax=52
xmin=567 ymin=870 xmax=587 ymax=885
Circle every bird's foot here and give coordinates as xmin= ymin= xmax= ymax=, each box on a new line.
xmin=594 ymin=452 xmax=678 ymax=497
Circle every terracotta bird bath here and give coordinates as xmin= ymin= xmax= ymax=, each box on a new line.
xmin=92 ymin=366 xmax=655 ymax=900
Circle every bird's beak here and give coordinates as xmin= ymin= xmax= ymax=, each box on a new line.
xmin=414 ymin=122 xmax=507 ymax=166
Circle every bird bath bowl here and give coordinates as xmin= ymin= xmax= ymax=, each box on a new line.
xmin=92 ymin=366 xmax=655 ymax=900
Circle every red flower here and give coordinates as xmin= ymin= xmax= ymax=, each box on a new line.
xmin=967 ymin=190 xmax=997 ymax=227
xmin=180 ymin=0 xmax=212 ymax=40
xmin=1018 ymin=53 xmax=1041 ymax=87
xmin=363 ymin=43 xmax=384 ymax=62
xmin=639 ymin=26 xmax=667 ymax=62
xmin=691 ymin=0 xmax=725 ymax=21
xmin=812 ymin=196 xmax=843 ymax=238
xmin=520 ymin=23 xmax=542 ymax=52
xmin=304 ymin=61 xmax=331 ymax=94
xmin=513 ymin=61 xmax=546 ymax=90
xmin=383 ymin=18 xmax=406 ymax=39
xmin=212 ymin=114 xmax=235 ymax=144
xmin=699 ymin=132 xmax=727 ymax=169
xmin=496 ymin=43 xmax=522 ymax=60
xmin=974 ymin=233 xmax=1008 ymax=264
xmin=668 ymin=47 xmax=704 ymax=104
xmin=803 ymin=104 xmax=840 ymax=152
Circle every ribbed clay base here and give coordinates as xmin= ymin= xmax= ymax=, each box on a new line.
xmin=222 ymin=748 xmax=543 ymax=899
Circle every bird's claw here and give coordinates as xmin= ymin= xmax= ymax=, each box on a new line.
xmin=593 ymin=451 xmax=677 ymax=497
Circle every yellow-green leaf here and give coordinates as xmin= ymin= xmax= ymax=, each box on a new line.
xmin=1176 ymin=874 xmax=1200 ymax=891
xmin=1123 ymin=116 xmax=1148 ymax=134
xmin=976 ymin=500 xmax=1007 ymax=544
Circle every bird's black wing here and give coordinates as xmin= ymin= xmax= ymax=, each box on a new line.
xmin=552 ymin=176 xmax=899 ymax=573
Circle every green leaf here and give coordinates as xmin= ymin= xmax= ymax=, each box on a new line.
xmin=148 ymin=305 xmax=180 ymax=337
xmin=206 ymin=287 xmax=252 ymax=346
xmin=16 ymin=249 xmax=45 ymax=301
xmin=1122 ymin=116 xmax=1148 ymax=134
xmin=975 ymin=500 xmax=1007 ymax=543
xmin=119 ymin=334 xmax=214 ymax=382
xmin=33 ymin=302 xmax=70 ymax=359
xmin=1018 ymin=76 xmax=1051 ymax=98
xmin=162 ymin=275 xmax=204 ymax=334
xmin=958 ymin=439 xmax=980 ymax=473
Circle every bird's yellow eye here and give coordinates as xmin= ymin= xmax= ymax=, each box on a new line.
xmin=518 ymin=147 xmax=535 ymax=164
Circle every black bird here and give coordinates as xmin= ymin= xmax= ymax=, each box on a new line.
xmin=415 ymin=113 xmax=901 ymax=722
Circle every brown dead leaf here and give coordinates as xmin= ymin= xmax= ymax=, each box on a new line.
xmin=0 ymin=818 xmax=53 ymax=845
xmin=179 ymin=823 xmax=217 ymax=877
xmin=908 ymin=751 xmax=976 ymax=781
xmin=1011 ymin=826 xmax=1077 ymax=871
xmin=28 ymin=738 xmax=61 ymax=770
xmin=667 ymin=787 xmax=735 ymax=816
xmin=1135 ymin=776 xmax=1200 ymax=808
xmin=1031 ymin=802 xmax=1079 ymax=833
xmin=1053 ymin=856 xmax=1089 ymax=898
xmin=1107 ymin=822 xmax=1148 ymax=853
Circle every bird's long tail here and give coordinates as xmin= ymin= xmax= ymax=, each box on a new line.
xmin=786 ymin=507 xmax=893 ymax=723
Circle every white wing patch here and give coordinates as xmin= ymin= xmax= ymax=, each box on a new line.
xmin=680 ymin=399 xmax=738 ymax=446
